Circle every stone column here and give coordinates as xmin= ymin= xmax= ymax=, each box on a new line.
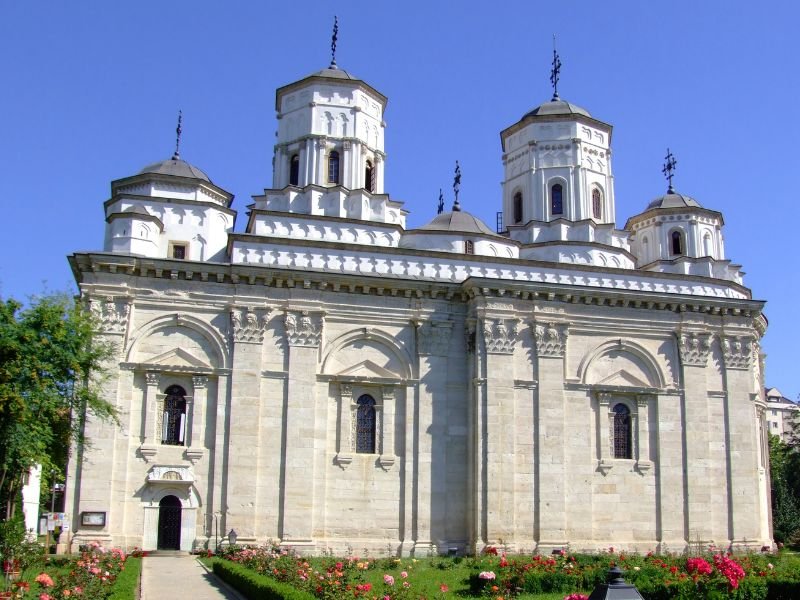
xmin=677 ymin=331 xmax=713 ymax=544
xmin=141 ymin=371 xmax=161 ymax=451
xmin=482 ymin=316 xmax=519 ymax=550
xmin=210 ymin=372 xmax=229 ymax=549
xmin=636 ymin=395 xmax=653 ymax=473
xmin=380 ymin=386 xmax=396 ymax=465
xmin=187 ymin=375 xmax=207 ymax=456
xmin=533 ymin=321 xmax=568 ymax=550
xmin=281 ymin=310 xmax=323 ymax=549
xmin=226 ymin=307 xmax=268 ymax=543
xmin=721 ymin=334 xmax=764 ymax=547
xmin=414 ymin=318 xmax=452 ymax=555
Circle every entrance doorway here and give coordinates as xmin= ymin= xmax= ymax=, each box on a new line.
xmin=157 ymin=495 xmax=182 ymax=550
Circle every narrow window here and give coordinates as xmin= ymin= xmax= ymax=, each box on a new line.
xmin=513 ymin=192 xmax=523 ymax=224
xmin=551 ymin=183 xmax=563 ymax=215
xmin=289 ymin=154 xmax=300 ymax=186
xmin=162 ymin=385 xmax=187 ymax=446
xmin=612 ymin=403 xmax=632 ymax=459
xmin=465 ymin=240 xmax=475 ymax=255
xmin=328 ymin=150 xmax=340 ymax=184
xmin=703 ymin=232 xmax=712 ymax=257
xmin=171 ymin=244 xmax=186 ymax=259
xmin=592 ymin=188 xmax=602 ymax=219
xmin=671 ymin=230 xmax=684 ymax=255
xmin=365 ymin=160 xmax=374 ymax=192
xmin=356 ymin=395 xmax=376 ymax=453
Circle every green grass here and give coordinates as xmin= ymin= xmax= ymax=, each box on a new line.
xmin=108 ymin=556 xmax=142 ymax=600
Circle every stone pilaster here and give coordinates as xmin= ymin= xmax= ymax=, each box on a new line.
xmin=636 ymin=395 xmax=653 ymax=473
xmin=186 ymin=375 xmax=207 ymax=461
xmin=226 ymin=308 xmax=268 ymax=542
xmin=721 ymin=334 xmax=764 ymax=547
xmin=533 ymin=321 xmax=568 ymax=549
xmin=482 ymin=317 xmax=518 ymax=548
xmin=281 ymin=310 xmax=323 ymax=548
xmin=414 ymin=318 xmax=451 ymax=555
xmin=678 ymin=331 xmax=713 ymax=544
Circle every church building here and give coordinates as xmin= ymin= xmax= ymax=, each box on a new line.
xmin=65 ymin=43 xmax=772 ymax=555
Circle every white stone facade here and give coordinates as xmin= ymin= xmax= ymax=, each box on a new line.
xmin=65 ymin=60 xmax=772 ymax=555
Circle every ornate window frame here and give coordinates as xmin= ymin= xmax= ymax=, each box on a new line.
xmin=335 ymin=382 xmax=395 ymax=470
xmin=596 ymin=392 xmax=653 ymax=476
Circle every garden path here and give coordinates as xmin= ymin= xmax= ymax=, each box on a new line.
xmin=140 ymin=555 xmax=246 ymax=600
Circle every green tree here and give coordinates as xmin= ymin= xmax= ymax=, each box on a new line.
xmin=0 ymin=293 xmax=117 ymax=520
xmin=769 ymin=433 xmax=800 ymax=544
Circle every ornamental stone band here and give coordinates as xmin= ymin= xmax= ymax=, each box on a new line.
xmin=534 ymin=322 xmax=569 ymax=358
xmin=285 ymin=310 xmax=323 ymax=347
xmin=677 ymin=331 xmax=712 ymax=367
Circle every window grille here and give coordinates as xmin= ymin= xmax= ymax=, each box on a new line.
xmin=551 ymin=183 xmax=563 ymax=215
xmin=356 ymin=395 xmax=376 ymax=453
xmin=464 ymin=240 xmax=474 ymax=255
xmin=162 ymin=385 xmax=187 ymax=446
xmin=328 ymin=151 xmax=340 ymax=184
xmin=612 ymin=403 xmax=632 ymax=459
xmin=592 ymin=188 xmax=602 ymax=219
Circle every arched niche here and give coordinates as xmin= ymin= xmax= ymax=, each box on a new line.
xmin=578 ymin=339 xmax=665 ymax=389
xmin=126 ymin=313 xmax=228 ymax=369
xmin=321 ymin=328 xmax=414 ymax=380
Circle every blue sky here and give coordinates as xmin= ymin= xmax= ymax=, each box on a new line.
xmin=1 ymin=1 xmax=797 ymax=398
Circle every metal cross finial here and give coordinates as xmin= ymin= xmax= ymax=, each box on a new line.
xmin=662 ymin=148 xmax=677 ymax=193
xmin=330 ymin=16 xmax=339 ymax=69
xmin=452 ymin=161 xmax=462 ymax=211
xmin=173 ymin=110 xmax=183 ymax=160
xmin=550 ymin=35 xmax=562 ymax=101
xmin=437 ymin=188 xmax=445 ymax=215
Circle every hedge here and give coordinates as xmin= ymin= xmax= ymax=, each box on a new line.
xmin=212 ymin=559 xmax=316 ymax=600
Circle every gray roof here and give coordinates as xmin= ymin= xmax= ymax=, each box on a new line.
xmin=646 ymin=191 xmax=702 ymax=210
xmin=306 ymin=66 xmax=361 ymax=81
xmin=123 ymin=205 xmax=150 ymax=215
xmin=419 ymin=210 xmax=497 ymax=236
xmin=523 ymin=99 xmax=592 ymax=119
xmin=138 ymin=157 xmax=211 ymax=183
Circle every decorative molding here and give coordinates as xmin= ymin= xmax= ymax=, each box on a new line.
xmin=722 ymin=335 xmax=754 ymax=370
xmin=192 ymin=375 xmax=208 ymax=389
xmin=483 ymin=318 xmax=519 ymax=354
xmin=145 ymin=372 xmax=160 ymax=387
xmin=184 ymin=448 xmax=204 ymax=464
xmin=89 ymin=296 xmax=130 ymax=336
xmin=146 ymin=465 xmax=194 ymax=484
xmin=138 ymin=445 xmax=157 ymax=463
xmin=285 ymin=310 xmax=323 ymax=347
xmin=534 ymin=322 xmax=569 ymax=358
xmin=597 ymin=459 xmax=613 ymax=476
xmin=417 ymin=319 xmax=452 ymax=356
xmin=677 ymin=332 xmax=712 ymax=367
xmin=231 ymin=307 xmax=268 ymax=344
xmin=465 ymin=318 xmax=477 ymax=354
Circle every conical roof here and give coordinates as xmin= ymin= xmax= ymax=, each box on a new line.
xmin=419 ymin=210 xmax=498 ymax=236
xmin=138 ymin=157 xmax=211 ymax=183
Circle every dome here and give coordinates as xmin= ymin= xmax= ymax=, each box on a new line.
xmin=138 ymin=157 xmax=211 ymax=183
xmin=646 ymin=191 xmax=702 ymax=210
xmin=419 ymin=210 xmax=498 ymax=236
xmin=522 ymin=99 xmax=592 ymax=119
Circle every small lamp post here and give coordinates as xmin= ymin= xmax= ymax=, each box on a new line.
xmin=588 ymin=566 xmax=644 ymax=600
xmin=227 ymin=529 xmax=238 ymax=547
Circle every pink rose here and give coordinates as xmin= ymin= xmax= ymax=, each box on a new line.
xmin=383 ymin=574 xmax=395 ymax=586
xmin=35 ymin=573 xmax=55 ymax=587
xmin=400 ymin=571 xmax=408 ymax=578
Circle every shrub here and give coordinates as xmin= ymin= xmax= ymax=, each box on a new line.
xmin=212 ymin=558 xmax=316 ymax=600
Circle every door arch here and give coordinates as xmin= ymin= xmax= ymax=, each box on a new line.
xmin=157 ymin=495 xmax=182 ymax=550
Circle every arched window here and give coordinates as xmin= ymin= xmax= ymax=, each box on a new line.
xmin=671 ymin=230 xmax=684 ymax=256
xmin=642 ymin=236 xmax=650 ymax=263
xmin=513 ymin=192 xmax=523 ymax=224
xmin=592 ymin=188 xmax=602 ymax=219
xmin=464 ymin=240 xmax=475 ymax=255
xmin=364 ymin=160 xmax=374 ymax=192
xmin=162 ymin=385 xmax=187 ymax=446
xmin=356 ymin=395 xmax=377 ymax=453
xmin=289 ymin=154 xmax=300 ymax=186
xmin=612 ymin=403 xmax=632 ymax=459
xmin=328 ymin=150 xmax=340 ymax=184
xmin=551 ymin=183 xmax=563 ymax=215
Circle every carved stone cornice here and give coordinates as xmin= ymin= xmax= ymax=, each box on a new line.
xmin=483 ymin=318 xmax=518 ymax=354
xmin=416 ymin=319 xmax=452 ymax=356
xmin=192 ymin=375 xmax=208 ymax=389
xmin=721 ymin=335 xmax=754 ymax=370
xmin=89 ymin=296 xmax=130 ymax=336
xmin=285 ymin=310 xmax=323 ymax=347
xmin=145 ymin=372 xmax=160 ymax=387
xmin=231 ymin=307 xmax=268 ymax=344
xmin=534 ymin=322 xmax=569 ymax=358
xmin=677 ymin=332 xmax=712 ymax=367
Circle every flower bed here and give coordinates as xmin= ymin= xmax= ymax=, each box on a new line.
xmin=209 ymin=545 xmax=800 ymax=600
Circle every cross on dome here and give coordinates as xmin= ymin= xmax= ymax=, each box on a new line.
xmin=662 ymin=148 xmax=678 ymax=193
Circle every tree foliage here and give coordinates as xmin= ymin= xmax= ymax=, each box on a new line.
xmin=770 ymin=433 xmax=800 ymax=544
xmin=0 ymin=293 xmax=117 ymax=520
